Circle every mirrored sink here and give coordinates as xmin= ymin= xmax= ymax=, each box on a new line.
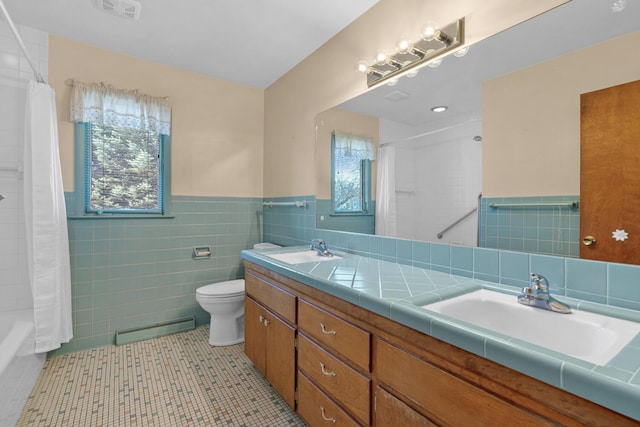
xmin=265 ymin=250 xmax=342 ymax=265
xmin=423 ymin=289 xmax=640 ymax=365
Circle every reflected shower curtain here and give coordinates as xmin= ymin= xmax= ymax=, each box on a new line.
xmin=376 ymin=145 xmax=397 ymax=237
xmin=23 ymin=81 xmax=73 ymax=353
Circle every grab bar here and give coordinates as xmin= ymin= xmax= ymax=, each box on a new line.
xmin=437 ymin=207 xmax=478 ymax=239
xmin=489 ymin=201 xmax=579 ymax=209
xmin=263 ymin=201 xmax=307 ymax=208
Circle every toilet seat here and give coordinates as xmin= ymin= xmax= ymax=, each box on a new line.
xmin=196 ymin=279 xmax=245 ymax=298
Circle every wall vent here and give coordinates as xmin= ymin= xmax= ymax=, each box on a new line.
xmin=96 ymin=0 xmax=142 ymax=21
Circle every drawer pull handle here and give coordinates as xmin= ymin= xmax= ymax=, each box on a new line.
xmin=320 ymin=406 xmax=336 ymax=423
xmin=259 ymin=315 xmax=264 ymax=323
xmin=320 ymin=323 xmax=336 ymax=335
xmin=259 ymin=315 xmax=269 ymax=326
xmin=320 ymin=362 xmax=336 ymax=377
xmin=263 ymin=318 xmax=269 ymax=326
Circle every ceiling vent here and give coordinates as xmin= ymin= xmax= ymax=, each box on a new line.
xmin=96 ymin=0 xmax=142 ymax=21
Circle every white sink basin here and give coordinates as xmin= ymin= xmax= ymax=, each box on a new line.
xmin=423 ymin=289 xmax=640 ymax=365
xmin=266 ymin=250 xmax=342 ymax=264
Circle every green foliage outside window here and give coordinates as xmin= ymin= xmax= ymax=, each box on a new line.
xmin=331 ymin=132 xmax=373 ymax=214
xmin=86 ymin=123 xmax=162 ymax=213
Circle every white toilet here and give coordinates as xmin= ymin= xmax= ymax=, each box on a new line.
xmin=196 ymin=243 xmax=280 ymax=346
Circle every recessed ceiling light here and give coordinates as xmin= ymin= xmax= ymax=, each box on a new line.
xmin=431 ymin=106 xmax=448 ymax=113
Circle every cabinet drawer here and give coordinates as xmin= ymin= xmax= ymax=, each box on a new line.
xmin=245 ymin=273 xmax=296 ymax=324
xmin=297 ymin=372 xmax=360 ymax=427
xmin=298 ymin=299 xmax=370 ymax=371
xmin=376 ymin=339 xmax=548 ymax=426
xmin=298 ymin=334 xmax=370 ymax=425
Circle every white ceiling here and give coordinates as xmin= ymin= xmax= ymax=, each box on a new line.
xmin=0 ymin=0 xmax=379 ymax=89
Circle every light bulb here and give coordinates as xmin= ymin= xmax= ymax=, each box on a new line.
xmin=386 ymin=78 xmax=399 ymax=87
xmin=431 ymin=106 xmax=448 ymax=113
xmin=406 ymin=69 xmax=419 ymax=78
xmin=423 ymin=21 xmax=438 ymax=41
xmin=453 ymin=46 xmax=469 ymax=57
xmin=426 ymin=50 xmax=442 ymax=68
xmin=357 ymin=61 xmax=369 ymax=73
xmin=376 ymin=51 xmax=388 ymax=65
xmin=397 ymin=40 xmax=411 ymax=54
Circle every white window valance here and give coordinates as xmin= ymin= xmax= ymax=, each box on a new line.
xmin=334 ymin=132 xmax=376 ymax=160
xmin=69 ymin=80 xmax=171 ymax=135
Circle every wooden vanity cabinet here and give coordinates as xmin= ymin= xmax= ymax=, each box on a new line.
xmin=375 ymin=338 xmax=548 ymax=426
xmin=297 ymin=372 xmax=361 ymax=427
xmin=244 ymin=272 xmax=296 ymax=408
xmin=374 ymin=385 xmax=436 ymax=427
xmin=297 ymin=300 xmax=372 ymax=425
xmin=242 ymin=261 xmax=638 ymax=427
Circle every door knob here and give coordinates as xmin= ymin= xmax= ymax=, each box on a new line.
xmin=582 ymin=236 xmax=596 ymax=246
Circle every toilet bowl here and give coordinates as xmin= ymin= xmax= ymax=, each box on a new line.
xmin=196 ymin=243 xmax=281 ymax=346
xmin=196 ymin=279 xmax=246 ymax=346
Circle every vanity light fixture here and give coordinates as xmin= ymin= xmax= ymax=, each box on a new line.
xmin=358 ymin=18 xmax=465 ymax=87
xmin=431 ymin=106 xmax=448 ymax=113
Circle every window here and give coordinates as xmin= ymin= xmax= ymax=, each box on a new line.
xmin=84 ymin=123 xmax=166 ymax=214
xmin=331 ymin=132 xmax=375 ymax=214
xmin=69 ymin=80 xmax=172 ymax=217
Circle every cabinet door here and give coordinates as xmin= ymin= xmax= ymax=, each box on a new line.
xmin=244 ymin=297 xmax=266 ymax=375
xmin=376 ymin=339 xmax=547 ymax=426
xmin=375 ymin=386 xmax=436 ymax=427
xmin=264 ymin=310 xmax=296 ymax=408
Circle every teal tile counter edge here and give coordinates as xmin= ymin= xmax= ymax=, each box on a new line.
xmin=241 ymin=247 xmax=640 ymax=421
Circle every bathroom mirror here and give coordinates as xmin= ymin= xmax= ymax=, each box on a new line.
xmin=315 ymin=0 xmax=640 ymax=260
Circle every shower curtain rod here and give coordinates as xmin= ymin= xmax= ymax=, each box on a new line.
xmin=0 ymin=0 xmax=46 ymax=84
xmin=379 ymin=118 xmax=481 ymax=147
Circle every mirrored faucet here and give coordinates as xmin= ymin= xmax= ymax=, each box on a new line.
xmin=310 ymin=239 xmax=333 ymax=257
xmin=518 ymin=273 xmax=572 ymax=314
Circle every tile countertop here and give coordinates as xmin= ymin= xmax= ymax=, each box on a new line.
xmin=241 ymin=247 xmax=640 ymax=421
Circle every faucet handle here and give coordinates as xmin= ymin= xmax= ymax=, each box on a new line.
xmin=530 ymin=273 xmax=549 ymax=291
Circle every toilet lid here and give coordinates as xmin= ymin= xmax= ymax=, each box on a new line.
xmin=196 ymin=279 xmax=245 ymax=297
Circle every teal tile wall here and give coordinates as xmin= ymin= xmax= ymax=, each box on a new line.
xmin=262 ymin=195 xmax=317 ymax=246
xmin=315 ymin=199 xmax=375 ymax=234
xmin=62 ymin=193 xmax=639 ymax=355
xmin=479 ymin=196 xmax=580 ymax=257
xmin=264 ymin=195 xmax=640 ymax=312
xmin=58 ymin=194 xmax=262 ymax=355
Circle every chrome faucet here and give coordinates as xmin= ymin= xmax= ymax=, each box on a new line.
xmin=518 ymin=273 xmax=572 ymax=314
xmin=310 ymin=239 xmax=333 ymax=257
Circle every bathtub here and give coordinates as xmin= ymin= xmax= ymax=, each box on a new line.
xmin=0 ymin=310 xmax=45 ymax=427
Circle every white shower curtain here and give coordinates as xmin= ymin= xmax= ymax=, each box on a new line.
xmin=23 ymin=81 xmax=73 ymax=353
xmin=376 ymin=145 xmax=397 ymax=237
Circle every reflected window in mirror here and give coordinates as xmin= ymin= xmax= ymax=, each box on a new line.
xmin=331 ymin=132 xmax=375 ymax=214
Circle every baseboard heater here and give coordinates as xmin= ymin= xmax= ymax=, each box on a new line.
xmin=115 ymin=316 xmax=196 ymax=345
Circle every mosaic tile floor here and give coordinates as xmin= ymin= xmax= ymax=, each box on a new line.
xmin=17 ymin=327 xmax=306 ymax=426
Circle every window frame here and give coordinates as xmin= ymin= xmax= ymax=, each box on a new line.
xmin=330 ymin=133 xmax=372 ymax=216
xmin=71 ymin=122 xmax=172 ymax=218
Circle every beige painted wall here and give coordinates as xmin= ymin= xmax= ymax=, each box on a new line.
xmin=263 ymin=0 xmax=567 ymax=198
xmin=50 ymin=36 xmax=264 ymax=197
xmin=483 ymin=30 xmax=640 ymax=197
xmin=315 ymin=108 xmax=379 ymax=200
